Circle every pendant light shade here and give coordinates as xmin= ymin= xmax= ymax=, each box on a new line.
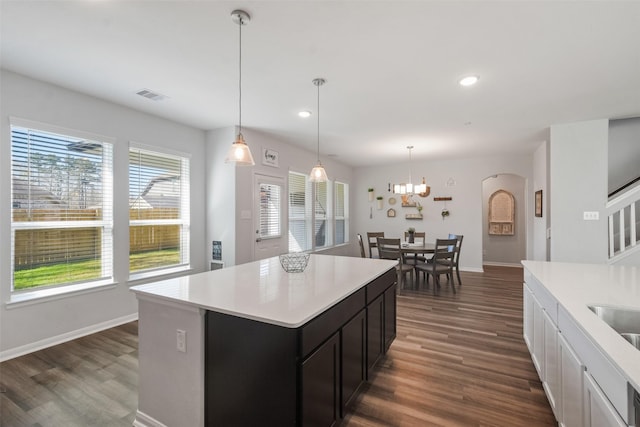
xmin=226 ymin=133 xmax=254 ymax=165
xmin=310 ymin=164 xmax=329 ymax=182
xmin=225 ymin=10 xmax=255 ymax=166
xmin=309 ymin=78 xmax=328 ymax=182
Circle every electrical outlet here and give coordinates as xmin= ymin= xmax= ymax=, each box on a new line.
xmin=583 ymin=211 xmax=599 ymax=221
xmin=176 ymin=329 xmax=186 ymax=353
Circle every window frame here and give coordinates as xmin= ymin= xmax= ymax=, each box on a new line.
xmin=128 ymin=142 xmax=190 ymax=280
xmin=334 ymin=180 xmax=349 ymax=245
xmin=9 ymin=117 xmax=115 ymax=298
xmin=288 ymin=170 xmax=349 ymax=252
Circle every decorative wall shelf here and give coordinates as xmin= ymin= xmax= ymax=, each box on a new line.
xmin=488 ymin=189 xmax=515 ymax=235
xmin=405 ymin=213 xmax=423 ymax=220
xmin=433 ymin=197 xmax=452 ymax=201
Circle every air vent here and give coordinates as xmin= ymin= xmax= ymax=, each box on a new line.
xmin=136 ymin=89 xmax=167 ymax=101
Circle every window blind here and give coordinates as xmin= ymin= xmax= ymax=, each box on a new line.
xmin=129 ymin=146 xmax=190 ymax=274
xmin=11 ymin=124 xmax=113 ymax=291
xmin=288 ymin=172 xmax=310 ymax=252
xmin=335 ymin=181 xmax=349 ymax=244
xmin=314 ymin=181 xmax=328 ymax=248
xmin=258 ymin=183 xmax=281 ymax=239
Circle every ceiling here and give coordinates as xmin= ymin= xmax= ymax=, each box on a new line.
xmin=2 ymin=1 xmax=639 ymax=167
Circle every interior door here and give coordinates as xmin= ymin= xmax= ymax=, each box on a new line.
xmin=253 ymin=174 xmax=286 ymax=261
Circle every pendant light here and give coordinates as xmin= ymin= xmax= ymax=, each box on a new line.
xmin=393 ymin=146 xmax=429 ymax=195
xmin=309 ymin=78 xmax=328 ymax=182
xmin=225 ymin=10 xmax=255 ymax=166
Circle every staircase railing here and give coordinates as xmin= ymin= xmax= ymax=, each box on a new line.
xmin=606 ymin=183 xmax=640 ymax=260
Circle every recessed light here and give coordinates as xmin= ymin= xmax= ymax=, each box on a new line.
xmin=298 ymin=111 xmax=312 ymax=118
xmin=459 ymin=76 xmax=479 ymax=87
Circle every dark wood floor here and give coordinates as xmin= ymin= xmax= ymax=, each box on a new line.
xmin=0 ymin=266 xmax=555 ymax=427
xmin=344 ymin=266 xmax=556 ymax=427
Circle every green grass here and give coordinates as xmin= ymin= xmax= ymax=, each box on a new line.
xmin=14 ymin=249 xmax=180 ymax=290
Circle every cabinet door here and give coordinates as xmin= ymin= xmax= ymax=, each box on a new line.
xmin=532 ymin=293 xmax=545 ymax=377
xmin=384 ymin=284 xmax=397 ymax=350
xmin=302 ymin=333 xmax=341 ymax=427
xmin=367 ymin=294 xmax=384 ymax=374
xmin=523 ymin=283 xmax=534 ymax=350
xmin=342 ymin=310 xmax=366 ymax=412
xmin=559 ymin=333 xmax=584 ymax=427
xmin=583 ymin=372 xmax=626 ymax=427
xmin=543 ymin=309 xmax=560 ymax=417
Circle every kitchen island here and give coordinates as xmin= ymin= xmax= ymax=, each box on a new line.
xmin=522 ymin=261 xmax=640 ymax=427
xmin=131 ymin=254 xmax=398 ymax=427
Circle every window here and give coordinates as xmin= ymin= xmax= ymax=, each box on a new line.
xmin=335 ymin=181 xmax=349 ymax=244
xmin=288 ymin=171 xmax=348 ymax=252
xmin=288 ymin=172 xmax=310 ymax=252
xmin=258 ymin=182 xmax=281 ymax=239
xmin=129 ymin=145 xmax=190 ymax=275
xmin=314 ymin=181 xmax=330 ymax=248
xmin=10 ymin=121 xmax=113 ymax=292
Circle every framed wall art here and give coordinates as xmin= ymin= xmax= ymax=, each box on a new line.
xmin=535 ymin=190 xmax=543 ymax=217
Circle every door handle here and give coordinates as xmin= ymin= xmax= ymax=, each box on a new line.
xmin=256 ymin=237 xmax=262 ymax=242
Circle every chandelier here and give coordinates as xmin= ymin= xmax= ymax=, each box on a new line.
xmin=393 ymin=146 xmax=430 ymax=197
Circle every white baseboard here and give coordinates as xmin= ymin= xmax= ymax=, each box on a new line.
xmin=460 ymin=266 xmax=484 ymax=273
xmin=0 ymin=313 xmax=138 ymax=362
xmin=483 ymin=261 xmax=523 ymax=268
xmin=133 ymin=410 xmax=168 ymax=427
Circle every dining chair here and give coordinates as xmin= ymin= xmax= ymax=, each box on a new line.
xmin=356 ymin=233 xmax=366 ymax=258
xmin=414 ymin=238 xmax=457 ymax=294
xmin=403 ymin=231 xmax=427 ymax=263
xmin=366 ymin=232 xmax=385 ymax=258
xmin=446 ymin=234 xmax=464 ymax=286
xmin=377 ymin=237 xmax=414 ymax=289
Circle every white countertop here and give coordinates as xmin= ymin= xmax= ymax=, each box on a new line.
xmin=522 ymin=260 xmax=640 ymax=391
xmin=131 ymin=254 xmax=397 ymax=328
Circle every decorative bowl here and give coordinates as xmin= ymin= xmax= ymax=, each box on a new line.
xmin=279 ymin=253 xmax=310 ymax=273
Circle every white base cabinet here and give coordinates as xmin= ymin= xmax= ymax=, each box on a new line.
xmin=558 ymin=333 xmax=584 ymax=427
xmin=523 ymin=272 xmax=632 ymax=427
xmin=583 ymin=372 xmax=627 ymax=427
xmin=543 ymin=309 xmax=560 ymax=418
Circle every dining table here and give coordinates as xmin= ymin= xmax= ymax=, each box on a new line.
xmin=400 ymin=241 xmax=435 ymax=265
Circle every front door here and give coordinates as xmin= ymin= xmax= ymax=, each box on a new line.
xmin=253 ymin=174 xmax=286 ymax=261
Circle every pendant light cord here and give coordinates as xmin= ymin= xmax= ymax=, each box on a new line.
xmin=316 ymin=80 xmax=320 ymax=162
xmin=408 ymin=146 xmax=413 ymax=185
xmin=238 ymin=15 xmax=243 ymax=135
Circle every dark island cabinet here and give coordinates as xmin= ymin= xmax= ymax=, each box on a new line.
xmin=205 ymin=267 xmax=396 ymax=427
xmin=301 ymin=332 xmax=341 ymax=427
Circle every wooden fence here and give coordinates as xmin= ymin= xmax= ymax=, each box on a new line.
xmin=13 ymin=208 xmax=180 ymax=269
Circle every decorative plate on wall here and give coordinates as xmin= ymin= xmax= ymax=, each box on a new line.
xmin=388 ymin=197 xmax=396 ymax=205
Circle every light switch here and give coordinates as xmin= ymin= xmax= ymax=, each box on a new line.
xmin=583 ymin=211 xmax=599 ymax=221
xmin=176 ymin=329 xmax=186 ymax=352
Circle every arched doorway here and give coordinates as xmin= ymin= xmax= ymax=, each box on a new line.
xmin=482 ymin=174 xmax=527 ymax=266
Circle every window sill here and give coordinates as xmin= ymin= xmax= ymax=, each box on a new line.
xmin=6 ymin=280 xmax=118 ymax=309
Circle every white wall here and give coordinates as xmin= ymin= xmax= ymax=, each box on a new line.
xmin=354 ymin=153 xmax=534 ymax=272
xmin=533 ymin=141 xmax=550 ymax=261
xmin=608 ymin=117 xmax=640 ymax=194
xmin=482 ymin=174 xmax=527 ymax=266
xmin=206 ymin=127 xmax=356 ymax=266
xmin=205 ymin=127 xmax=237 ymax=268
xmin=550 ymin=119 xmax=608 ymax=263
xmin=0 ymin=70 xmax=207 ymax=359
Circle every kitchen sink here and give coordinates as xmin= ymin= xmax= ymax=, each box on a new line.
xmin=588 ymin=305 xmax=640 ymax=350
